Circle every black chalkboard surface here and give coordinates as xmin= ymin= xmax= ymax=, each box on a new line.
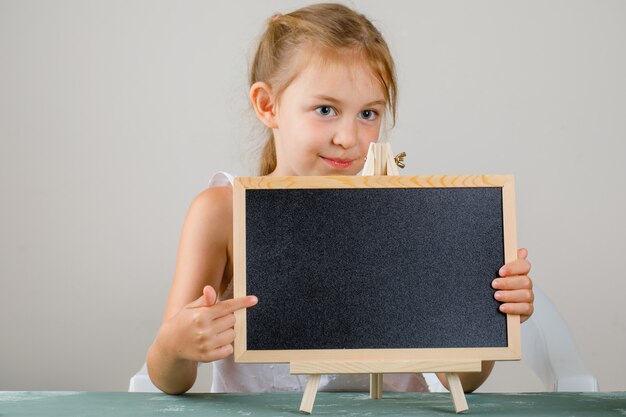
xmin=233 ymin=175 xmax=520 ymax=364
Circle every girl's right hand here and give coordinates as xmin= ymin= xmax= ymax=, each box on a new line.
xmin=156 ymin=285 xmax=258 ymax=363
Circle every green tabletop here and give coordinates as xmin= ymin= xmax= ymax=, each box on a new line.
xmin=1 ymin=391 xmax=625 ymax=416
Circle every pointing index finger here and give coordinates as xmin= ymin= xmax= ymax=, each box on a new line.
xmin=212 ymin=295 xmax=258 ymax=317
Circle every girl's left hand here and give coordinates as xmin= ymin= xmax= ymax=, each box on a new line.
xmin=492 ymin=248 xmax=534 ymax=323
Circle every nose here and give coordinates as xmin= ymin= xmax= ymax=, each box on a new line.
xmin=332 ymin=118 xmax=359 ymax=149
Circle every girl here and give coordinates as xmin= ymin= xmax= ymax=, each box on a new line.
xmin=147 ymin=3 xmax=534 ymax=395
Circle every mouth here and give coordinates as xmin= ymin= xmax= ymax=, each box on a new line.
xmin=320 ymin=156 xmax=355 ymax=169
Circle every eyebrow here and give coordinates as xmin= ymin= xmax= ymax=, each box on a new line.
xmin=311 ymin=95 xmax=386 ymax=107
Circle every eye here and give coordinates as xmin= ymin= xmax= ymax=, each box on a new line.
xmin=359 ymin=109 xmax=378 ymax=121
xmin=315 ymin=106 xmax=337 ymax=117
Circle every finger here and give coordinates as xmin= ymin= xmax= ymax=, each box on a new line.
xmin=492 ymin=275 xmax=533 ymax=290
xmin=198 ymin=344 xmax=234 ymax=362
xmin=499 ymin=301 xmax=534 ymax=318
xmin=499 ymin=258 xmax=531 ymax=277
xmin=215 ymin=343 xmax=235 ymax=360
xmin=494 ymin=289 xmax=534 ymax=304
xmin=187 ymin=285 xmax=218 ymax=309
xmin=203 ymin=285 xmax=217 ymax=306
xmin=211 ymin=295 xmax=258 ymax=318
xmin=211 ymin=328 xmax=236 ymax=349
xmin=211 ymin=312 xmax=236 ymax=334
xmin=517 ymin=248 xmax=528 ymax=260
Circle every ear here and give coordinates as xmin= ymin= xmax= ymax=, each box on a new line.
xmin=250 ymin=81 xmax=278 ymax=129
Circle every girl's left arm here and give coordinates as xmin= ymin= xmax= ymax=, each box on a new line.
xmin=436 ymin=248 xmax=534 ymax=392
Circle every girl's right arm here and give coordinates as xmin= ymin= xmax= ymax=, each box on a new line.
xmin=146 ymin=187 xmax=257 ymax=394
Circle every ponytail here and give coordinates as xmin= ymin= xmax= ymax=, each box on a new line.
xmin=259 ymin=132 xmax=277 ymax=176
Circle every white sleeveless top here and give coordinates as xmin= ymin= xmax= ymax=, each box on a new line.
xmin=206 ymin=172 xmax=445 ymax=393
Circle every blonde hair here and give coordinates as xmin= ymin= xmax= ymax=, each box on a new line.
xmin=250 ymin=3 xmax=398 ymax=175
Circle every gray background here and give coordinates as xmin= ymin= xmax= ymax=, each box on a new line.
xmin=1 ymin=0 xmax=624 ymax=392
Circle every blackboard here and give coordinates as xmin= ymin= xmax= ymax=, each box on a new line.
xmin=233 ymin=175 xmax=520 ymax=364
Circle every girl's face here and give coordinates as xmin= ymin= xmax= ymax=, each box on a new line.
xmin=270 ymin=55 xmax=386 ymax=176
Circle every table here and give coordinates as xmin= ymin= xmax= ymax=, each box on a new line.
xmin=2 ymin=391 xmax=625 ymax=416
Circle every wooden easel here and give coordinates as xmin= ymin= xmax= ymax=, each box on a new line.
xmin=293 ymin=360 xmax=478 ymax=414
xmin=292 ymin=143 xmax=473 ymax=414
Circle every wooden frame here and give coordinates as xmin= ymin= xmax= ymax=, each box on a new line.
xmin=233 ymin=174 xmax=520 ymax=366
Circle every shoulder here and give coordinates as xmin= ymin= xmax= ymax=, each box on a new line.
xmin=191 ymin=186 xmax=232 ymax=212
xmin=181 ymin=186 xmax=233 ymax=244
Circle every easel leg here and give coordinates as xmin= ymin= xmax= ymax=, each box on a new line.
xmin=445 ymin=373 xmax=469 ymax=413
xmin=299 ymin=374 xmax=321 ymax=414
xmin=369 ymin=373 xmax=383 ymax=399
